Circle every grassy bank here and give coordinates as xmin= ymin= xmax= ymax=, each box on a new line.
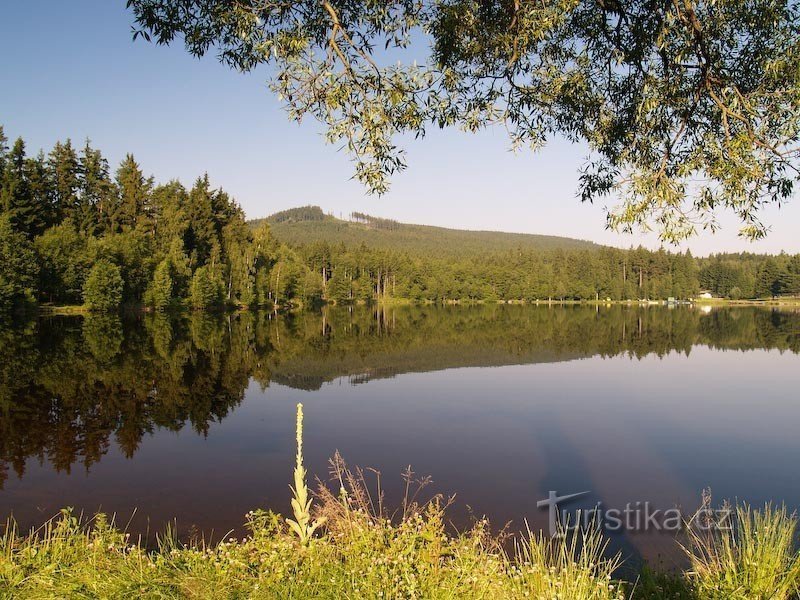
xmin=2 ymin=405 xmax=799 ymax=599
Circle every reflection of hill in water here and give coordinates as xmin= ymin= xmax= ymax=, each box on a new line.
xmin=270 ymin=346 xmax=588 ymax=390
xmin=1 ymin=305 xmax=799 ymax=482
xmin=266 ymin=305 xmax=800 ymax=389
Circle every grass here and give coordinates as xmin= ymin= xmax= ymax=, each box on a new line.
xmin=680 ymin=498 xmax=800 ymax=599
xmin=1 ymin=405 xmax=799 ymax=599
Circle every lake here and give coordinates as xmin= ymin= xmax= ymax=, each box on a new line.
xmin=1 ymin=305 xmax=798 ymax=567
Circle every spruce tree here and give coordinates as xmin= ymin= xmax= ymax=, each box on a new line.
xmin=77 ymin=140 xmax=112 ymax=235
xmin=48 ymin=140 xmax=80 ymax=223
xmin=0 ymin=138 xmax=48 ymax=238
xmin=113 ymin=154 xmax=153 ymax=232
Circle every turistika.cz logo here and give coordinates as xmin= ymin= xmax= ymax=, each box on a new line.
xmin=537 ymin=490 xmax=732 ymax=537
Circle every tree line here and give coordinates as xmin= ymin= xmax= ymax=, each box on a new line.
xmin=0 ymin=126 xmax=316 ymax=312
xmin=699 ymin=253 xmax=800 ymax=300
xmin=2 ymin=127 xmax=799 ymax=313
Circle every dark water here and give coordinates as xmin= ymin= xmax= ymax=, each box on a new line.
xmin=1 ymin=305 xmax=799 ymax=566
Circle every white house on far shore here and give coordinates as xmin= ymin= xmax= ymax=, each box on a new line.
xmin=697 ymin=291 xmax=714 ymax=299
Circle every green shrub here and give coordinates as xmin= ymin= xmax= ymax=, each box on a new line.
xmin=82 ymin=259 xmax=123 ymax=311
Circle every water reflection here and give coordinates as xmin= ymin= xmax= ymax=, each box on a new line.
xmin=0 ymin=305 xmax=798 ymax=563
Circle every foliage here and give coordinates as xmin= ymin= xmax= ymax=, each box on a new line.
xmin=82 ymin=259 xmax=124 ymax=311
xmin=269 ymin=212 xmax=800 ymax=302
xmin=0 ymin=215 xmax=39 ymax=311
xmin=256 ymin=206 xmax=599 ymax=254
xmin=34 ymin=220 xmax=89 ymax=303
xmin=0 ymin=128 xmax=292 ymax=312
xmin=129 ymin=1 xmax=800 ymax=242
xmin=189 ymin=265 xmax=223 ymax=309
xmin=1 ymin=138 xmax=51 ymax=239
xmin=266 ymin=205 xmax=326 ymax=224
xmin=145 ymin=258 xmax=174 ymax=309
xmin=3 ymin=125 xmax=800 ymax=311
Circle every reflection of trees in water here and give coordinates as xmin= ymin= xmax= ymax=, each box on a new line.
xmin=0 ymin=306 xmax=798 ymax=487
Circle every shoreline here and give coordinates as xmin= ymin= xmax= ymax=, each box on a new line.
xmin=31 ymin=297 xmax=800 ymax=316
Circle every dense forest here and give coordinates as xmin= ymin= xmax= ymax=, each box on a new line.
xmin=264 ymin=208 xmax=800 ymax=303
xmin=2 ymin=128 xmax=799 ymax=313
xmin=0 ymin=127 xmax=316 ymax=312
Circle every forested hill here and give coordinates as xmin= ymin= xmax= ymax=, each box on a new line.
xmin=251 ymin=206 xmax=599 ymax=255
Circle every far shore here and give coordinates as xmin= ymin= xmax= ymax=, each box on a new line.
xmin=29 ymin=296 xmax=800 ymax=317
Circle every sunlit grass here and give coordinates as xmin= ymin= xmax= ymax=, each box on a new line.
xmin=681 ymin=499 xmax=800 ymax=600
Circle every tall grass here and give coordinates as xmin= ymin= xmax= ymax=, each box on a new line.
xmin=681 ymin=496 xmax=800 ymax=599
xmin=1 ymin=404 xmax=799 ymax=599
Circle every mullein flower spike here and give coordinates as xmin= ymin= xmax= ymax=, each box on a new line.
xmin=287 ymin=403 xmax=325 ymax=544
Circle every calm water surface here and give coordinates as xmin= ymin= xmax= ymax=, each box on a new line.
xmin=1 ymin=305 xmax=798 ymax=565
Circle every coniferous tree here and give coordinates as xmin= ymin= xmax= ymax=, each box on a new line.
xmin=113 ymin=154 xmax=153 ymax=232
xmin=77 ymin=140 xmax=112 ymax=235
xmin=0 ymin=215 xmax=39 ymax=310
xmin=755 ymin=259 xmax=782 ymax=298
xmin=184 ymin=176 xmax=217 ymax=266
xmin=0 ymin=139 xmax=48 ymax=238
xmin=0 ymin=127 xmax=8 ymax=188
xmin=48 ymin=140 xmax=80 ymax=224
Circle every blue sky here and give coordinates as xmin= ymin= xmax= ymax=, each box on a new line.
xmin=1 ymin=0 xmax=798 ymax=255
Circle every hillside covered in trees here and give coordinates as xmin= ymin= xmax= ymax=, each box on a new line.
xmin=2 ymin=127 xmax=799 ymax=313
xmin=260 ymin=207 xmax=800 ymax=303
xmin=253 ymin=206 xmax=599 ymax=255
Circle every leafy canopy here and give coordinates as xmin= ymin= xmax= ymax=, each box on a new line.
xmin=127 ymin=0 xmax=800 ymax=242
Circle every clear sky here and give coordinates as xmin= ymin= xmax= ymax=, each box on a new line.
xmin=1 ymin=0 xmax=798 ymax=256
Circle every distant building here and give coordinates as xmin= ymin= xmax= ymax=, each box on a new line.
xmin=697 ymin=291 xmax=713 ymax=299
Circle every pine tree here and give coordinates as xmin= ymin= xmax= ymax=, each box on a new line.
xmin=0 ymin=126 xmax=8 ymax=192
xmin=755 ymin=259 xmax=782 ymax=298
xmin=48 ymin=139 xmax=80 ymax=223
xmin=184 ymin=176 xmax=217 ymax=266
xmin=112 ymin=154 xmax=153 ymax=232
xmin=0 ymin=138 xmax=48 ymax=238
xmin=77 ymin=140 xmax=112 ymax=235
